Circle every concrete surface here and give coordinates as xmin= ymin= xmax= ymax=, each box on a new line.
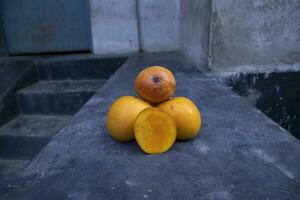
xmin=0 ymin=160 xmax=29 ymax=177
xmin=19 ymin=80 xmax=106 ymax=94
xmin=35 ymin=56 xmax=127 ymax=80
xmin=0 ymin=159 xmax=29 ymax=190
xmin=0 ymin=115 xmax=71 ymax=160
xmin=89 ymin=0 xmax=181 ymax=54
xmin=180 ymin=0 xmax=211 ymax=69
xmin=18 ymin=80 xmax=106 ymax=115
xmin=210 ymin=0 xmax=300 ymax=73
xmin=0 ymin=52 xmax=299 ymax=199
xmin=0 ymin=115 xmax=71 ymax=137
xmin=0 ymin=60 xmax=37 ymax=126
xmin=0 ymin=0 xmax=92 ymax=54
xmin=1 ymin=0 xmax=299 ymax=75
xmin=89 ymin=0 xmax=139 ymax=55
xmin=138 ymin=0 xmax=180 ymax=52
xmin=0 ymin=54 xmax=125 ymax=186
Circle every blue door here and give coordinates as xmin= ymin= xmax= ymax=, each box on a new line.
xmin=0 ymin=0 xmax=92 ymax=54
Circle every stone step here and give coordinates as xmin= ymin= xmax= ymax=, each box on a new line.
xmin=17 ymin=80 xmax=105 ymax=115
xmin=0 ymin=159 xmax=30 ymax=179
xmin=0 ymin=159 xmax=30 ymax=188
xmin=35 ymin=56 xmax=127 ymax=80
xmin=0 ymin=115 xmax=71 ymax=160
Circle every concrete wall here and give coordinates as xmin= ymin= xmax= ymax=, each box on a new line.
xmin=210 ymin=0 xmax=300 ymax=72
xmin=89 ymin=0 xmax=139 ymax=55
xmin=179 ymin=0 xmax=211 ymax=69
xmin=138 ymin=0 xmax=180 ymax=52
xmin=1 ymin=0 xmax=298 ymax=74
xmin=89 ymin=0 xmax=181 ymax=55
xmin=0 ymin=0 xmax=92 ymax=54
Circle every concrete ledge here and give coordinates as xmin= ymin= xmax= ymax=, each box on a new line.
xmin=1 ymin=52 xmax=299 ymax=199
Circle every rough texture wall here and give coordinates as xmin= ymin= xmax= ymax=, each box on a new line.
xmin=211 ymin=0 xmax=300 ymax=72
xmin=138 ymin=0 xmax=180 ymax=52
xmin=0 ymin=19 xmax=7 ymax=56
xmin=89 ymin=0 xmax=139 ymax=55
xmin=180 ymin=0 xmax=211 ymax=69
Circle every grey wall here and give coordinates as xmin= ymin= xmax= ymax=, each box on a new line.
xmin=89 ymin=0 xmax=181 ymax=55
xmin=0 ymin=0 xmax=92 ymax=54
xmin=179 ymin=0 xmax=211 ymax=69
xmin=210 ymin=0 xmax=300 ymax=72
xmin=89 ymin=0 xmax=139 ymax=55
xmin=138 ymin=0 xmax=180 ymax=52
xmin=2 ymin=0 xmax=298 ymax=74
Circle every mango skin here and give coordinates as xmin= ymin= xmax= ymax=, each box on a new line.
xmin=158 ymin=97 xmax=201 ymax=140
xmin=135 ymin=66 xmax=176 ymax=103
xmin=106 ymin=96 xmax=151 ymax=142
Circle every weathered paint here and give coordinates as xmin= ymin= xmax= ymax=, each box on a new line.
xmin=0 ymin=0 xmax=92 ymax=54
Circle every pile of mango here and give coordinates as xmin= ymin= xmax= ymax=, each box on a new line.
xmin=106 ymin=66 xmax=201 ymax=154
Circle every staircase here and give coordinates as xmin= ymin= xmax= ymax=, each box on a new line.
xmin=0 ymin=56 xmax=126 ymax=181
